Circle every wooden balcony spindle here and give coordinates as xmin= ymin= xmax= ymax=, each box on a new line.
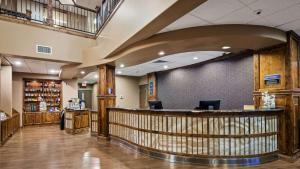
xmin=46 ymin=0 xmax=53 ymax=25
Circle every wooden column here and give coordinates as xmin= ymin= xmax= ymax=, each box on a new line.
xmin=97 ymin=65 xmax=116 ymax=137
xmin=253 ymin=31 xmax=300 ymax=158
xmin=46 ymin=0 xmax=53 ymax=25
xmin=147 ymin=73 xmax=157 ymax=101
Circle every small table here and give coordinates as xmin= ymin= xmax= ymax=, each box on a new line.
xmin=65 ymin=109 xmax=89 ymax=134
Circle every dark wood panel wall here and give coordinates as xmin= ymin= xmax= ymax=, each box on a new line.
xmin=253 ymin=31 xmax=300 ymax=157
xmin=147 ymin=73 xmax=157 ymax=101
xmin=97 ymin=65 xmax=116 ymax=137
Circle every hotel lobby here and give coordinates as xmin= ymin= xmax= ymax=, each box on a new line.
xmin=1 ymin=0 xmax=300 ymax=168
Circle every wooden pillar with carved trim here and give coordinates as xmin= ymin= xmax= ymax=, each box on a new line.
xmin=97 ymin=65 xmax=116 ymax=137
xmin=147 ymin=73 xmax=157 ymax=101
xmin=253 ymin=31 xmax=300 ymax=159
xmin=46 ymin=0 xmax=53 ymax=25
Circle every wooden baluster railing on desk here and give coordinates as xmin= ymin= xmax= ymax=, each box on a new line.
xmin=90 ymin=111 xmax=99 ymax=136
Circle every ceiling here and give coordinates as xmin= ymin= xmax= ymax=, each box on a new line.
xmin=6 ymin=57 xmax=66 ymax=75
xmin=159 ymin=0 xmax=300 ymax=35
xmin=117 ymin=51 xmax=225 ymax=76
xmin=78 ymin=71 xmax=98 ymax=84
xmin=74 ymin=0 xmax=102 ymax=10
xmin=80 ymin=51 xmax=225 ymax=83
xmin=57 ymin=0 xmax=102 ymax=10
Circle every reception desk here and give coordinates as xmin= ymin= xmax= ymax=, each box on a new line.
xmin=65 ymin=109 xmax=89 ymax=134
xmin=108 ymin=108 xmax=283 ymax=166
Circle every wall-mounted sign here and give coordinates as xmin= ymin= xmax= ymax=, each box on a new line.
xmin=149 ymin=80 xmax=153 ymax=96
xmin=264 ymin=74 xmax=281 ymax=86
xmin=108 ymin=88 xmax=113 ymax=95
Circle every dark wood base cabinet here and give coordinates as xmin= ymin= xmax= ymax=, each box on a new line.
xmin=23 ymin=112 xmax=60 ymax=126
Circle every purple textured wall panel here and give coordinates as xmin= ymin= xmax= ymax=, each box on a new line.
xmin=157 ymin=55 xmax=254 ymax=109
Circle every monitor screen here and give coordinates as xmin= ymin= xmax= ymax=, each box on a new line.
xmin=199 ymin=100 xmax=221 ymax=110
xmin=148 ymin=101 xmax=163 ymax=110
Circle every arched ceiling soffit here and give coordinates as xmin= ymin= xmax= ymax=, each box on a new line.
xmin=108 ymin=24 xmax=286 ymax=67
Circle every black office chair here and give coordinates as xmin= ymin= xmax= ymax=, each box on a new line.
xmin=195 ymin=100 xmax=221 ymax=110
xmin=148 ymin=101 xmax=163 ymax=109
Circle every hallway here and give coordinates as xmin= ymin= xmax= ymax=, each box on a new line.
xmin=1 ymin=126 xmax=300 ymax=169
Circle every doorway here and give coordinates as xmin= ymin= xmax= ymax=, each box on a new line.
xmin=139 ymin=84 xmax=148 ymax=108
xmin=78 ymin=90 xmax=92 ymax=109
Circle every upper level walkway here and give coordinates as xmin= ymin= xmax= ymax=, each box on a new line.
xmin=0 ymin=0 xmax=121 ymax=38
xmin=0 ymin=126 xmax=299 ymax=169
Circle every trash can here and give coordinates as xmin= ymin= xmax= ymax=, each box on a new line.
xmin=60 ymin=110 xmax=65 ymax=130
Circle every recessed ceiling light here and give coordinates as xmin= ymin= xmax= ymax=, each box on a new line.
xmin=80 ymin=71 xmax=85 ymax=74
xmin=158 ymin=51 xmax=165 ymax=56
xmin=193 ymin=57 xmax=198 ymax=60
xmin=50 ymin=69 xmax=59 ymax=74
xmin=222 ymin=46 xmax=231 ymax=50
xmin=117 ymin=70 xmax=122 ymax=74
xmin=14 ymin=61 xmax=22 ymax=66
xmin=120 ymin=64 xmax=125 ymax=68
xmin=163 ymin=65 xmax=168 ymax=69
xmin=94 ymin=74 xmax=99 ymax=79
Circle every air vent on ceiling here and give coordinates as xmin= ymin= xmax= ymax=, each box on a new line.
xmin=153 ymin=60 xmax=168 ymax=64
xmin=36 ymin=45 xmax=52 ymax=55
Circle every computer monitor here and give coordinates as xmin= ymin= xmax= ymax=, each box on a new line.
xmin=199 ymin=100 xmax=221 ymax=110
xmin=149 ymin=101 xmax=163 ymax=109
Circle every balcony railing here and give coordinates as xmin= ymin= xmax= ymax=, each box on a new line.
xmin=0 ymin=0 xmax=121 ymax=36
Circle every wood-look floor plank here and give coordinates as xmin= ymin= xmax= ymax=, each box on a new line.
xmin=0 ymin=126 xmax=300 ymax=169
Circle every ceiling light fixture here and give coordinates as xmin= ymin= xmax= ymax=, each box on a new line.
xmin=163 ymin=65 xmax=168 ymax=69
xmin=14 ymin=61 xmax=22 ymax=66
xmin=158 ymin=51 xmax=165 ymax=56
xmin=94 ymin=74 xmax=99 ymax=79
xmin=80 ymin=71 xmax=85 ymax=74
xmin=50 ymin=69 xmax=59 ymax=74
xmin=193 ymin=57 xmax=199 ymax=60
xmin=222 ymin=46 xmax=231 ymax=50
xmin=120 ymin=64 xmax=125 ymax=68
xmin=117 ymin=70 xmax=122 ymax=74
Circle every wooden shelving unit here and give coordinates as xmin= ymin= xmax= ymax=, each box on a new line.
xmin=23 ymin=79 xmax=62 ymax=112
xmin=23 ymin=79 xmax=62 ymax=126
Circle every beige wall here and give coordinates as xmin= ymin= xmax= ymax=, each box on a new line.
xmin=139 ymin=75 xmax=148 ymax=85
xmin=91 ymin=76 xmax=140 ymax=110
xmin=81 ymin=0 xmax=178 ymax=67
xmin=0 ymin=66 xmax=13 ymax=115
xmin=0 ymin=20 xmax=96 ymax=63
xmin=62 ymin=80 xmax=78 ymax=108
xmin=115 ymin=76 xmax=140 ymax=109
xmin=12 ymin=73 xmax=78 ymax=126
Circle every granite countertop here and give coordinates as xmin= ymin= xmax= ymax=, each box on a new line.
xmin=107 ymin=107 xmax=284 ymax=114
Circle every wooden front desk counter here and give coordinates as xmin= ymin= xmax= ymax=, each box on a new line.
xmin=65 ymin=109 xmax=89 ymax=134
xmin=108 ymin=108 xmax=283 ymax=166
